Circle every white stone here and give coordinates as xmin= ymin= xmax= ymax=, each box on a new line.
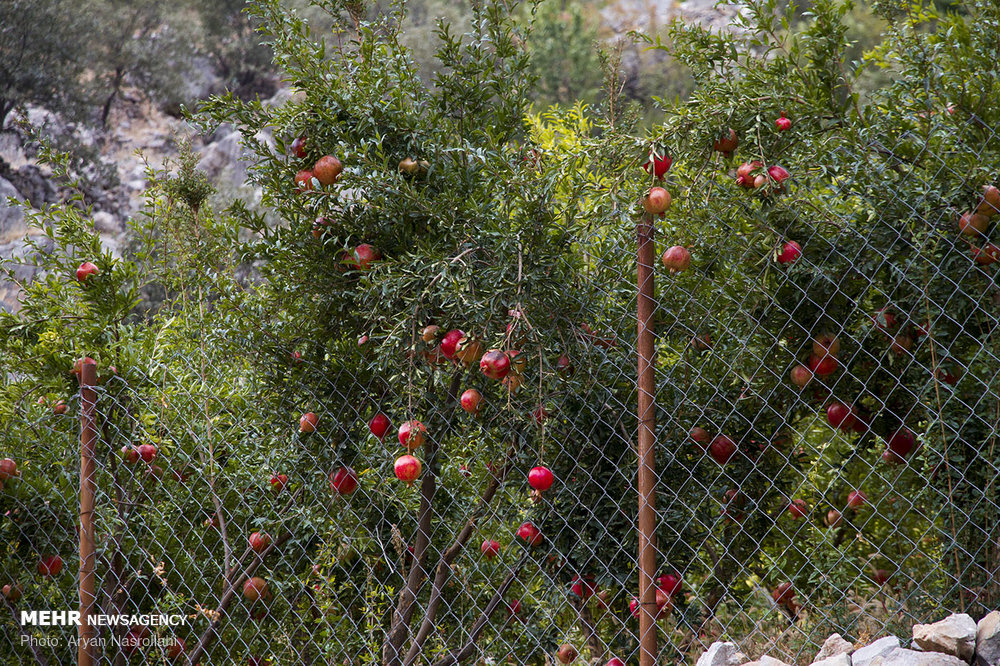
xmin=975 ymin=611 xmax=1000 ymax=666
xmin=811 ymin=654 xmax=851 ymax=666
xmin=696 ymin=642 xmax=750 ymax=666
xmin=758 ymin=657 xmax=792 ymax=666
xmin=913 ymin=614 xmax=977 ymax=662
xmin=853 ymin=637 xmax=901 ymax=666
xmin=872 ymin=647 xmax=967 ymax=665
xmin=815 ymin=634 xmax=855 ymax=662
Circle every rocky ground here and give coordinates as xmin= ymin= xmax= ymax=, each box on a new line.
xmin=0 ymin=0 xmax=744 ymax=312
xmin=696 ymin=612 xmax=1000 ymax=666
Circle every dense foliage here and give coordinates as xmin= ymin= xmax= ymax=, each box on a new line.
xmin=1 ymin=0 xmax=999 ymax=664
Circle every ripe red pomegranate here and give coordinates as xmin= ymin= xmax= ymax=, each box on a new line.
xmin=847 ymin=490 xmax=867 ymax=509
xmin=394 ymin=455 xmax=422 ymax=485
xmin=809 ymin=354 xmax=838 ymax=376
xmin=460 ymin=464 xmax=472 ymax=478
xmin=528 ymin=466 xmax=555 ymax=491
xmin=661 ymin=245 xmax=691 ymax=273
xmin=353 ymin=244 xmax=380 ymax=269
xmin=826 ymin=402 xmax=855 ymax=430
xmin=607 ymin=659 xmax=626 ymax=666
xmin=768 ymin=165 xmax=791 ymax=184
xmin=787 ymin=499 xmax=809 ymax=518
xmin=812 ymin=334 xmax=840 ymax=359
xmin=977 ymin=185 xmax=1000 ymax=216
xmin=570 ymin=574 xmax=596 ymax=599
xmin=873 ymin=569 xmax=891 ymax=586
xmin=958 ymin=211 xmax=989 ymax=236
xmin=690 ymin=427 xmax=710 ymax=447
xmin=165 ymin=637 xmax=186 ymax=660
xmin=888 ymin=427 xmax=917 ymax=457
xmin=708 ymin=435 xmax=737 ymax=464
xmin=481 ymin=539 xmax=500 ymax=560
xmin=789 ymin=364 xmax=813 ymax=388
xmin=507 ymin=599 xmax=522 ymax=617
xmin=2 ymin=583 xmax=22 ymax=602
xmin=775 ymin=113 xmax=792 ymax=131
xmin=76 ymin=261 xmax=99 ymax=282
xmin=643 ymin=152 xmax=672 ymax=178
xmin=972 ymin=243 xmax=1000 ymax=265
xmin=643 ymin=187 xmax=671 ymax=214
xmin=881 ymin=449 xmax=905 ymax=465
xmin=242 ymin=576 xmax=269 ymax=602
xmin=269 ymin=474 xmax=288 ymax=492
xmin=826 ymin=509 xmax=842 ymax=528
xmin=398 ymin=420 xmax=426 ymax=450
xmin=531 ymin=404 xmax=548 ymax=424
xmin=249 ymin=532 xmax=272 ymax=553
xmin=629 ymin=596 xmax=640 ymax=618
xmin=890 ymin=334 xmax=913 ymax=356
xmin=313 ymin=155 xmax=343 ymax=186
xmin=52 ymin=400 xmax=67 ymax=415
xmin=294 ymin=170 xmax=314 ymax=192
xmin=656 ymin=572 xmax=682 ymax=596
xmin=121 ymin=446 xmax=140 ymax=464
xmin=772 ymin=582 xmax=794 ymax=605
xmin=0 ymin=458 xmax=17 ymax=480
xmin=516 ymin=522 xmax=543 ymax=547
xmin=137 ymin=443 xmax=157 ymax=463
xmin=556 ymin=354 xmax=574 ymax=377
xmin=873 ymin=308 xmax=897 ymax=331
xmin=290 ymin=135 xmax=307 ymax=158
xmin=480 ymin=350 xmax=511 ymax=380
xmin=37 ymin=555 xmax=64 ymax=577
xmin=329 ymin=466 xmax=359 ymax=494
xmin=713 ymin=128 xmax=738 ymax=156
xmin=777 ymin=241 xmax=802 ymax=264
xmin=655 ymin=587 xmax=673 ymax=617
xmin=557 ymin=643 xmax=579 ymax=664
xmin=460 ymin=389 xmax=483 ymax=415
xmin=299 ymin=412 xmax=318 ymax=433
xmin=369 ymin=413 xmax=391 ymax=440
xmin=439 ymin=329 xmax=465 ymax=359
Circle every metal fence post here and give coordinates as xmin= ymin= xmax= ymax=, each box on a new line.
xmin=636 ymin=211 xmax=658 ymax=666
xmin=78 ymin=360 xmax=98 ymax=666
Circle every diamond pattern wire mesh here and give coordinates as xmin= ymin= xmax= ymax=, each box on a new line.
xmin=1 ymin=111 xmax=999 ymax=666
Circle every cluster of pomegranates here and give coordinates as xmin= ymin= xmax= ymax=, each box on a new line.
xmin=960 ymin=184 xmax=1000 ymax=265
xmin=628 ymin=571 xmax=684 ymax=621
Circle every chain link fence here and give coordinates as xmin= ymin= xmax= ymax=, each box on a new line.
xmin=2 ymin=4 xmax=1000 ymax=665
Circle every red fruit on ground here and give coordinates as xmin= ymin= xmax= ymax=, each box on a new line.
xmin=369 ymin=413 xmax=391 ymax=440
xmin=528 ymin=466 xmax=555 ymax=491
xmin=329 ymin=467 xmax=359 ymax=495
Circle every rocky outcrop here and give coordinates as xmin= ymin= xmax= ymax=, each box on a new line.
xmin=913 ymin=614 xmax=977 ymax=662
xmin=815 ymin=634 xmax=855 ymax=662
xmin=975 ymin=612 xmax=1000 ymax=666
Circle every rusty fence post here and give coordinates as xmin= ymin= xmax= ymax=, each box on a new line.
xmin=636 ymin=212 xmax=658 ymax=666
xmin=78 ymin=359 xmax=98 ymax=666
